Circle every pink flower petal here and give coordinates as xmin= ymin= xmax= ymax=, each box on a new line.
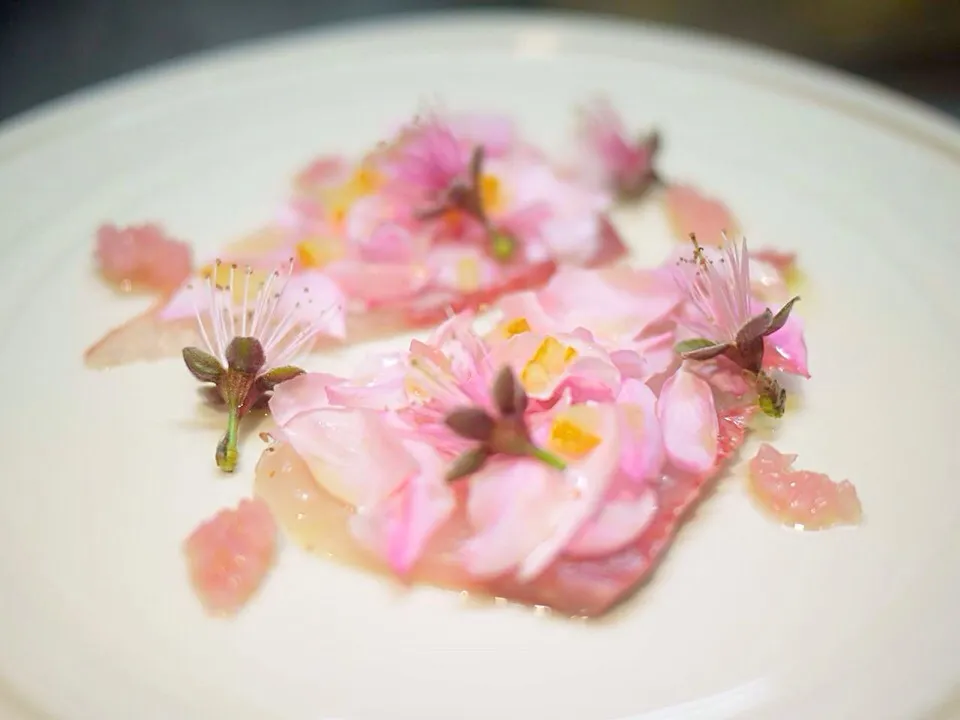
xmin=749 ymin=256 xmax=790 ymax=305
xmin=749 ymin=444 xmax=861 ymax=529
xmin=763 ymin=313 xmax=810 ymax=378
xmin=158 ymin=282 xmax=201 ymax=321
xmin=564 ymin=487 xmax=658 ymax=558
xmin=538 ymin=266 xmax=681 ymax=344
xmin=656 ymin=367 xmax=719 ymax=474
xmin=617 ymin=379 xmax=665 ymax=480
xmin=462 ymin=459 xmax=571 ymax=579
xmin=663 ymin=184 xmax=739 ymax=246
xmin=553 ymin=355 xmax=622 ymax=404
xmin=350 ymin=440 xmax=455 ymax=574
xmin=279 ymin=408 xmax=418 ymax=507
xmin=268 ymin=371 xmax=344 ymax=426
xmin=183 ymin=497 xmax=277 ymax=615
xmin=517 ymin=405 xmax=622 ymax=581
xmin=325 ymin=260 xmax=430 ymax=306
xmin=324 ymin=354 xmax=410 ymax=410
xmin=274 ymin=270 xmax=347 ymax=340
xmin=494 ymin=291 xmax=565 ymax=337
xmin=489 ymin=332 xmax=620 ymax=405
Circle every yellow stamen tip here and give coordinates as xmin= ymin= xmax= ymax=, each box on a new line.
xmin=548 ymin=416 xmax=601 ymax=459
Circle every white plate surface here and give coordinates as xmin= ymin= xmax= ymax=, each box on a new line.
xmin=0 ymin=11 xmax=958 ymax=720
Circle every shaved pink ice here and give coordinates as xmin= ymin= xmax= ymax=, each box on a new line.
xmin=95 ymin=223 xmax=192 ymax=293
xmin=183 ymin=497 xmax=277 ymax=615
xmin=247 ymin=248 xmax=844 ymax=617
xmin=748 ymin=444 xmax=862 ymax=530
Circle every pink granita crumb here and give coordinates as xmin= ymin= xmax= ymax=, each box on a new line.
xmin=95 ymin=223 xmax=192 ymax=293
xmin=183 ymin=497 xmax=278 ymax=615
xmin=748 ymin=444 xmax=862 ymax=530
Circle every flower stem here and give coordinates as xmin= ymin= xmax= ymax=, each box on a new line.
xmin=528 ymin=444 xmax=567 ymax=471
xmin=216 ymin=405 xmax=240 ymax=472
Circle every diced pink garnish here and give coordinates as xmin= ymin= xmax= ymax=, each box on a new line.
xmin=748 ymin=444 xmax=861 ymax=530
xmin=183 ymin=498 xmax=278 ymax=615
xmin=663 ymin=184 xmax=739 ymax=246
xmin=95 ymin=223 xmax=192 ymax=293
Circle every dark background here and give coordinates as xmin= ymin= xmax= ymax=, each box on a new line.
xmin=1 ymin=0 xmax=959 ymax=122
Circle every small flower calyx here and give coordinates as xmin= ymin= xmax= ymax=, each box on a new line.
xmin=416 ymin=145 xmax=517 ymax=263
xmin=443 ymin=365 xmax=565 ymax=481
xmin=676 ymin=295 xmax=799 ymax=373
xmin=676 ymin=296 xmax=799 ymax=419
xmin=184 ymin=336 xmax=304 ymax=474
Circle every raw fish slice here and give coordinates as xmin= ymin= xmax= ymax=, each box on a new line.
xmin=84 ymin=296 xmax=201 ymax=369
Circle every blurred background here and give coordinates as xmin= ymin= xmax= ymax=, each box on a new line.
xmin=1 ymin=0 xmax=959 ymax=122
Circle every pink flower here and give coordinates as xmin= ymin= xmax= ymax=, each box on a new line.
xmin=673 ymin=236 xmax=803 ymax=417
xmin=657 ymin=366 xmax=719 ymax=475
xmin=176 ymin=261 xmax=346 ymax=472
xmin=759 ymin=304 xmax=810 ymax=378
xmin=381 ymin=112 xmax=473 ymax=202
xmin=675 ymin=235 xmax=754 ymax=346
xmin=577 ymin=99 xmax=660 ymax=198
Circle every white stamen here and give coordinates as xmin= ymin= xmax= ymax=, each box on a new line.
xmin=188 ymin=258 xmax=340 ymax=373
xmin=675 ymin=235 xmax=754 ymax=344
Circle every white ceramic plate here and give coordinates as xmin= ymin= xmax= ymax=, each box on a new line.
xmin=1 ymin=11 xmax=958 ymax=720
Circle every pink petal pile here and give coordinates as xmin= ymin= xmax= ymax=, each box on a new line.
xmin=246 ymin=247 xmax=814 ymax=617
xmin=86 ymin=105 xmax=647 ymax=369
